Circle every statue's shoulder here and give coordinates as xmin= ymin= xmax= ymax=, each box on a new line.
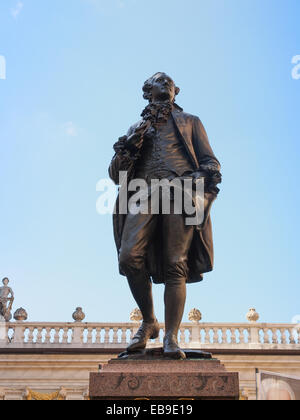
xmin=172 ymin=108 xmax=199 ymax=122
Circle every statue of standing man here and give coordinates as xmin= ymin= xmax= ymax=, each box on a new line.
xmin=0 ymin=278 xmax=14 ymax=321
xmin=109 ymin=73 xmax=221 ymax=359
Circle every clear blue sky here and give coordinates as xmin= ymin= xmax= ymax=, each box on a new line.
xmin=0 ymin=0 xmax=299 ymax=324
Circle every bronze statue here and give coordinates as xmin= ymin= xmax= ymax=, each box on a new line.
xmin=0 ymin=278 xmax=14 ymax=321
xmin=109 ymin=73 xmax=221 ymax=359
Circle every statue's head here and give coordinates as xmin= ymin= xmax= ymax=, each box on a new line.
xmin=2 ymin=278 xmax=9 ymax=286
xmin=143 ymin=72 xmax=180 ymax=104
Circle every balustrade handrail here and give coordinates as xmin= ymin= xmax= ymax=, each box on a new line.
xmin=4 ymin=322 xmax=299 ymax=328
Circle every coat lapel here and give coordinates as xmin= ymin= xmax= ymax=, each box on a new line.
xmin=172 ymin=109 xmax=199 ymax=169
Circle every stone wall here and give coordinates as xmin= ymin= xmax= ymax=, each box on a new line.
xmin=0 ymin=351 xmax=299 ymax=400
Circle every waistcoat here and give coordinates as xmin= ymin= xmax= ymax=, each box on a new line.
xmin=135 ymin=115 xmax=193 ymax=183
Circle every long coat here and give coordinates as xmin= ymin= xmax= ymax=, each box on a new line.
xmin=109 ymin=106 xmax=221 ymax=284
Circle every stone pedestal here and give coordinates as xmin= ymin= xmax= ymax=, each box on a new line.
xmin=89 ymin=350 xmax=239 ymax=400
xmin=0 ymin=318 xmax=7 ymax=346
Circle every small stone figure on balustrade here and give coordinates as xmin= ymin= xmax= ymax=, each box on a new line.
xmin=0 ymin=278 xmax=14 ymax=322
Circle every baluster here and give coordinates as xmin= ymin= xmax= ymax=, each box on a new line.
xmin=280 ymin=328 xmax=287 ymax=344
xmin=129 ymin=327 xmax=134 ymax=341
xmin=50 ymin=327 xmax=56 ymax=344
xmin=246 ymin=328 xmax=250 ymax=344
xmin=179 ymin=327 xmax=186 ymax=344
xmin=263 ymin=328 xmax=269 ymax=344
xmin=271 ymin=328 xmax=278 ymax=344
xmin=239 ymin=328 xmax=245 ymax=344
xmin=198 ymin=328 xmax=203 ymax=344
xmin=121 ymin=327 xmax=127 ymax=345
xmin=36 ymin=327 xmax=43 ymax=344
xmin=112 ymin=327 xmax=119 ymax=344
xmin=230 ymin=328 xmax=236 ymax=344
xmin=296 ymin=326 xmax=300 ymax=344
xmin=59 ymin=327 xmax=64 ymax=344
xmin=95 ymin=327 xmax=101 ymax=344
xmin=258 ymin=328 xmax=263 ymax=344
xmin=213 ymin=328 xmax=219 ymax=344
xmin=221 ymin=328 xmax=227 ymax=344
xmin=27 ymin=327 xmax=35 ymax=344
xmin=104 ymin=327 xmax=110 ymax=344
xmin=86 ymin=327 xmax=93 ymax=344
xmin=62 ymin=327 xmax=69 ymax=344
xmin=54 ymin=328 xmax=61 ymax=344
xmin=44 ymin=327 xmax=51 ymax=344
xmin=288 ymin=328 xmax=296 ymax=344
xmin=187 ymin=327 xmax=193 ymax=344
xmin=204 ymin=328 xmax=210 ymax=344
xmin=25 ymin=327 xmax=30 ymax=344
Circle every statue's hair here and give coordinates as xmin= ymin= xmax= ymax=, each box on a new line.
xmin=142 ymin=72 xmax=180 ymax=102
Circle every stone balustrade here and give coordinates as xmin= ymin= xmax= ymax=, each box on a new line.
xmin=0 ymin=321 xmax=299 ymax=350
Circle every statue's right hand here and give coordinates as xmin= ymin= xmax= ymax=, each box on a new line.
xmin=126 ymin=121 xmax=150 ymax=151
xmin=126 ymin=133 xmax=143 ymax=152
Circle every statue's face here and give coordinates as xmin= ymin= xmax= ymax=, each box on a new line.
xmin=150 ymin=73 xmax=176 ymax=103
xmin=2 ymin=279 xmax=8 ymax=286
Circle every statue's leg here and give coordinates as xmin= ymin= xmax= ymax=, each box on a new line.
xmin=119 ymin=211 xmax=160 ymax=351
xmin=162 ymin=205 xmax=194 ymax=358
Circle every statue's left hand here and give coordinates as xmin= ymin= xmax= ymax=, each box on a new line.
xmin=190 ymin=170 xmax=222 ymax=194
xmin=191 ymin=171 xmax=206 ymax=180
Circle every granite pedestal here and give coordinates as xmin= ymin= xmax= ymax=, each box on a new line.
xmin=89 ymin=349 xmax=239 ymax=400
